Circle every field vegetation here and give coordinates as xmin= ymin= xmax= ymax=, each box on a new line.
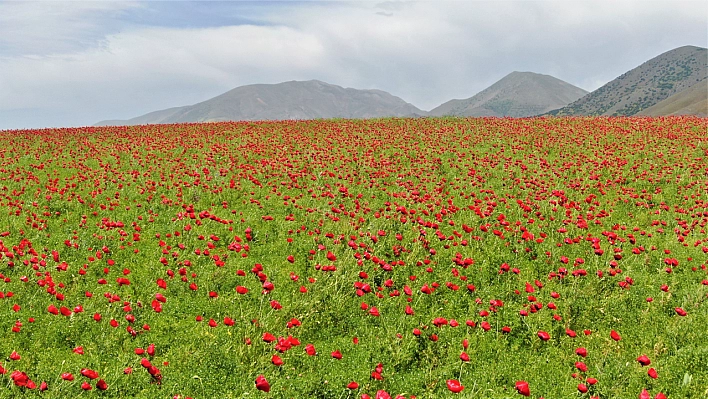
xmin=0 ymin=117 xmax=706 ymax=398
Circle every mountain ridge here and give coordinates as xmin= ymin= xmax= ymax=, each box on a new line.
xmin=429 ymin=71 xmax=588 ymax=117
xmin=549 ymin=45 xmax=707 ymax=116
xmin=96 ymin=45 xmax=708 ymax=126
xmin=96 ymin=80 xmax=426 ymax=126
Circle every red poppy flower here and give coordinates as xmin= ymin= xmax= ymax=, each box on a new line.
xmin=446 ymin=379 xmax=464 ymax=393
xmin=305 ymin=344 xmax=316 ymax=356
xmin=81 ymin=369 xmax=99 ymax=379
xmin=610 ymin=330 xmax=621 ymax=341
xmin=375 ymin=390 xmax=391 ymax=399
xmin=637 ymin=355 xmax=651 ymax=366
xmin=515 ymin=380 xmax=530 ymax=396
xmin=255 ymin=375 xmax=270 ymax=392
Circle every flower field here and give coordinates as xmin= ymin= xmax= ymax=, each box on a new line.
xmin=0 ymin=117 xmax=706 ymax=398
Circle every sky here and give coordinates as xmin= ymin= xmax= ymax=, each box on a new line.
xmin=1 ymin=0 xmax=706 ymax=130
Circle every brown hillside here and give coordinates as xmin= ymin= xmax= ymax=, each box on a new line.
xmin=551 ymin=46 xmax=707 ymax=116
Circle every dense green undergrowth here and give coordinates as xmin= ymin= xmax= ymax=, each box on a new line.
xmin=0 ymin=117 xmax=706 ymax=398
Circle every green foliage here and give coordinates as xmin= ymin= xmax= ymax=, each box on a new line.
xmin=0 ymin=117 xmax=705 ymax=398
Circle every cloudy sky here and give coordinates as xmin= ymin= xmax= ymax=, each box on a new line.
xmin=1 ymin=0 xmax=706 ymax=129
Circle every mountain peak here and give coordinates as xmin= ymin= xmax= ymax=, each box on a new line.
xmin=429 ymin=72 xmax=587 ymax=117
xmin=96 ymin=80 xmax=426 ymax=126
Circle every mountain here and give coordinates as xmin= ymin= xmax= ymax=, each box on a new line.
xmin=96 ymin=80 xmax=426 ymax=126
xmin=637 ymin=81 xmax=707 ymax=116
xmin=429 ymin=71 xmax=588 ymax=117
xmin=96 ymin=107 xmax=188 ymax=126
xmin=550 ymin=45 xmax=707 ymax=116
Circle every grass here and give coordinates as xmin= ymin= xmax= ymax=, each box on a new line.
xmin=0 ymin=116 xmax=706 ymax=398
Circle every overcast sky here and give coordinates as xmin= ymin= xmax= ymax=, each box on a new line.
xmin=1 ymin=0 xmax=706 ymax=130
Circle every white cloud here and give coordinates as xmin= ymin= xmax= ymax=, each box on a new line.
xmin=0 ymin=1 xmax=141 ymax=56
xmin=0 ymin=0 xmax=706 ymax=129
xmin=0 ymin=24 xmax=329 ymax=123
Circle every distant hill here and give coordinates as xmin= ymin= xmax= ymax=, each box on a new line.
xmin=429 ymin=71 xmax=587 ymax=117
xmin=550 ymin=45 xmax=707 ymax=116
xmin=95 ymin=45 xmax=708 ymax=125
xmin=96 ymin=107 xmax=188 ymax=126
xmin=96 ymin=80 xmax=426 ymax=126
xmin=638 ymin=81 xmax=707 ymax=116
